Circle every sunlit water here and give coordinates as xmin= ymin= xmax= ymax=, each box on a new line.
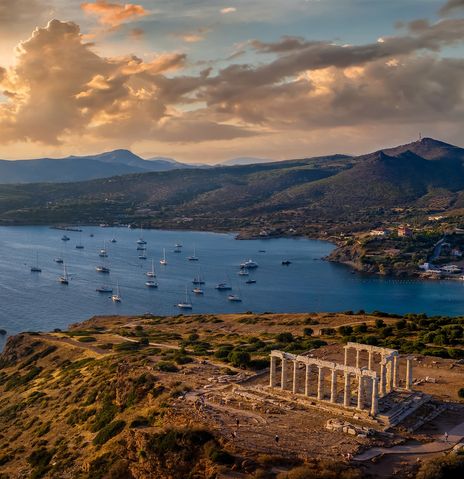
xmin=1 ymin=225 xmax=464 ymax=349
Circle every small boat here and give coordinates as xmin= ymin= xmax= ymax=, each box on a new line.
xmin=30 ymin=252 xmax=42 ymax=273
xmin=96 ymin=265 xmax=110 ymax=273
xmin=228 ymin=294 xmax=242 ymax=302
xmin=112 ymin=282 xmax=121 ymax=302
xmin=54 ymin=257 xmax=64 ymax=264
xmin=245 ymin=279 xmax=256 ymax=284
xmin=90 ymin=233 xmax=94 ymax=237
xmin=160 ymin=248 xmax=167 ymax=265
xmin=110 ymin=238 xmax=117 ymax=243
xmin=177 ymin=287 xmax=193 ymax=309
xmin=282 ymin=260 xmax=292 ymax=266
xmin=136 ymin=226 xmax=147 ymax=245
xmin=75 ymin=232 xmax=84 ymax=249
xmin=238 ymin=269 xmax=249 ymax=276
xmin=136 ymin=245 xmax=145 ymax=251
xmin=61 ymin=235 xmax=70 ymax=241
xmin=240 ymin=259 xmax=258 ymax=269
xmin=96 ymin=285 xmax=113 ymax=293
xmin=215 ymin=282 xmax=232 ymax=291
xmin=146 ymin=260 xmax=156 ymax=277
xmin=173 ymin=247 xmax=182 ymax=253
xmin=145 ymin=279 xmax=158 ymax=288
xmin=175 ymin=243 xmax=182 ymax=248
xmin=139 ymin=250 xmax=147 ymax=260
xmin=188 ymin=247 xmax=199 ymax=261
xmin=192 ymin=270 xmax=205 ymax=285
xmin=259 ymin=250 xmax=266 ymax=253
xmin=99 ymin=242 xmax=108 ymax=257
xmin=59 ymin=263 xmax=69 ymax=285
xmin=192 ymin=287 xmax=204 ymax=295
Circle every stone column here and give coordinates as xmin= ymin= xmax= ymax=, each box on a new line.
xmin=305 ymin=364 xmax=310 ymax=396
xmin=370 ymin=376 xmax=379 ymax=416
xmin=344 ymin=347 xmax=349 ymax=366
xmin=386 ymin=359 xmax=392 ymax=393
xmin=317 ymin=367 xmax=324 ymax=400
xmin=343 ymin=372 xmax=351 ymax=407
xmin=330 ymin=369 xmax=337 ymax=403
xmin=368 ymin=351 xmax=373 ymax=370
xmin=392 ymin=355 xmax=398 ymax=389
xmin=281 ymin=357 xmax=287 ymax=390
xmin=292 ymin=361 xmax=298 ymax=394
xmin=357 ymin=375 xmax=364 ymax=410
xmin=406 ymin=357 xmax=413 ymax=390
xmin=379 ymin=361 xmax=387 ymax=396
xmin=355 ymin=349 xmax=360 ymax=368
xmin=270 ymin=356 xmax=277 ymax=387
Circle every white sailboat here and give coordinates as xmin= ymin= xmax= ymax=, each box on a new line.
xmin=177 ymin=286 xmax=192 ymax=309
xmin=99 ymin=241 xmax=108 ymax=257
xmin=192 ymin=269 xmax=205 ymax=284
xmin=188 ymin=247 xmax=199 ymax=261
xmin=30 ymin=251 xmax=42 ymax=273
xmin=112 ymin=281 xmax=122 ymax=302
xmin=145 ymin=278 xmax=158 ymax=288
xmin=96 ymin=285 xmax=113 ymax=293
xmin=59 ymin=263 xmax=69 ymax=284
xmin=160 ymin=248 xmax=168 ymax=265
xmin=136 ymin=226 xmax=147 ymax=245
xmin=192 ymin=286 xmax=204 ymax=295
xmin=146 ymin=259 xmax=156 ymax=277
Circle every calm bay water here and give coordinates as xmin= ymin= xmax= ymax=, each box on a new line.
xmin=1 ymin=225 xmax=464 ymax=349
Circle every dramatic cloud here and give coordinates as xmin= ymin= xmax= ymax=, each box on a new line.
xmin=1 ymin=14 xmax=464 ymax=159
xmin=440 ymin=0 xmax=464 ymax=15
xmin=81 ymin=0 xmax=149 ymax=27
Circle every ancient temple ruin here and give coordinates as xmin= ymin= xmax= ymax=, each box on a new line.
xmin=269 ymin=342 xmax=414 ymax=417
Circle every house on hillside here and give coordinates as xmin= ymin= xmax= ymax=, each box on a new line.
xmin=370 ymin=229 xmax=389 ymax=237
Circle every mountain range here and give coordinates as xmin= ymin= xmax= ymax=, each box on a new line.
xmin=0 ymin=150 xmax=193 ymax=184
xmin=0 ymin=138 xmax=463 ymax=233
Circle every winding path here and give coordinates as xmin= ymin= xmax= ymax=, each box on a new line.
xmin=354 ymin=420 xmax=464 ymax=461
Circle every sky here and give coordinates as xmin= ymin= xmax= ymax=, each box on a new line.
xmin=0 ymin=0 xmax=463 ymax=162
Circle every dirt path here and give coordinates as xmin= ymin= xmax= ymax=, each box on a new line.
xmin=354 ymin=420 xmax=464 ymax=461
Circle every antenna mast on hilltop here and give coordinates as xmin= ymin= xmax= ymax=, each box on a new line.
xmin=419 ymin=132 xmax=422 ymax=141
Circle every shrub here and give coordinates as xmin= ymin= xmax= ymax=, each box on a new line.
xmin=338 ymin=326 xmax=353 ymax=336
xmin=416 ymin=454 xmax=464 ymax=479
xmin=157 ymin=361 xmax=178 ymax=372
xmin=227 ymin=350 xmax=251 ymax=368
xmin=303 ymin=328 xmax=314 ymax=337
xmin=276 ymin=332 xmax=294 ymax=343
xmin=209 ymin=448 xmax=234 ymax=465
xmin=78 ymin=336 xmax=96 ymax=343
xmin=458 ymin=388 xmax=464 ymax=399
xmin=93 ymin=420 xmax=126 ymax=446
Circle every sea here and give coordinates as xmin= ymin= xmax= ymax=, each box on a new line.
xmin=1 ymin=225 xmax=464 ymax=350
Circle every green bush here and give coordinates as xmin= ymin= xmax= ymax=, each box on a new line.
xmin=276 ymin=332 xmax=294 ymax=343
xmin=78 ymin=336 xmax=96 ymax=343
xmin=227 ymin=350 xmax=251 ymax=368
xmin=93 ymin=420 xmax=126 ymax=446
xmin=157 ymin=361 xmax=178 ymax=372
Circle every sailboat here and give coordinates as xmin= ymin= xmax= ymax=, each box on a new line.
xmin=136 ymin=226 xmax=147 ymax=245
xmin=110 ymin=238 xmax=117 ymax=243
xmin=177 ymin=286 xmax=192 ymax=309
xmin=145 ymin=278 xmax=158 ymax=288
xmin=192 ymin=269 xmax=205 ymax=285
xmin=188 ymin=247 xmax=199 ymax=261
xmin=99 ymin=241 xmax=108 ymax=257
xmin=160 ymin=248 xmax=167 ymax=265
xmin=54 ymin=257 xmax=64 ymax=264
xmin=96 ymin=265 xmax=110 ymax=273
xmin=238 ymin=268 xmax=249 ymax=276
xmin=75 ymin=232 xmax=84 ymax=249
xmin=112 ymin=281 xmax=122 ymax=302
xmin=146 ymin=259 xmax=156 ymax=277
xmin=228 ymin=293 xmax=242 ymax=302
xmin=30 ymin=252 xmax=42 ymax=273
xmin=192 ymin=286 xmax=204 ymax=295
xmin=59 ymin=263 xmax=69 ymax=284
xmin=61 ymin=235 xmax=70 ymax=242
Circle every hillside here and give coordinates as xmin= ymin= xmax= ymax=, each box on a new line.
xmin=0 ymin=138 xmax=463 ymax=239
xmin=0 ymin=150 xmax=192 ymax=184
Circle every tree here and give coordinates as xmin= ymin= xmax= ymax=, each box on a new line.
xmin=227 ymin=350 xmax=251 ymax=368
xmin=303 ymin=328 xmax=314 ymax=337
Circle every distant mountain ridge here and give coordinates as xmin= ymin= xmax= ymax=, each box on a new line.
xmin=0 ymin=150 xmax=193 ymax=184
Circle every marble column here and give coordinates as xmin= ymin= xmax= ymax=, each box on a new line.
xmin=344 ymin=347 xmax=349 ymax=366
xmin=355 ymin=349 xmax=360 ymax=368
xmin=392 ymin=355 xmax=398 ymax=389
xmin=305 ymin=364 xmax=310 ymax=396
xmin=368 ymin=351 xmax=373 ymax=370
xmin=270 ymin=356 xmax=277 ymax=387
xmin=379 ymin=361 xmax=386 ymax=396
xmin=370 ymin=377 xmax=379 ymax=416
xmin=281 ymin=357 xmax=287 ymax=390
xmin=317 ymin=367 xmax=324 ymax=400
xmin=343 ymin=372 xmax=351 ymax=407
xmin=330 ymin=369 xmax=337 ymax=403
xmin=386 ymin=359 xmax=392 ymax=393
xmin=292 ymin=360 xmax=298 ymax=394
xmin=406 ymin=357 xmax=413 ymax=390
xmin=357 ymin=375 xmax=364 ymax=410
